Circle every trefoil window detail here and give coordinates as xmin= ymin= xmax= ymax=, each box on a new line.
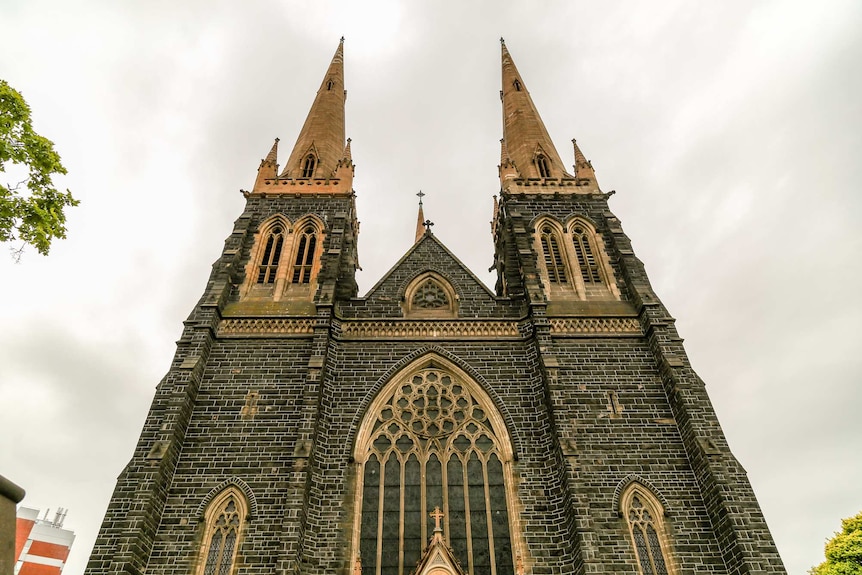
xmin=256 ymin=225 xmax=284 ymax=284
xmin=292 ymin=225 xmax=317 ymax=284
xmin=571 ymin=225 xmax=602 ymax=284
xmin=403 ymin=273 xmax=458 ymax=318
xmin=302 ymin=154 xmax=316 ymax=178
xmin=540 ymin=225 xmax=567 ymax=284
xmin=411 ymin=280 xmax=449 ymax=309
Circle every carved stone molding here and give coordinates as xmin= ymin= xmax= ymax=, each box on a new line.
xmin=550 ymin=317 xmax=641 ymax=336
xmin=341 ymin=320 xmax=522 ymax=340
xmin=218 ymin=318 xmax=316 ymax=337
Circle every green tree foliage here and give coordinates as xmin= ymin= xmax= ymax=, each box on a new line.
xmin=811 ymin=511 xmax=862 ymax=575
xmin=0 ymin=79 xmax=78 ymax=259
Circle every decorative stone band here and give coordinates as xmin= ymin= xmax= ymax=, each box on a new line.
xmin=341 ymin=320 xmax=522 ymax=340
xmin=218 ymin=318 xmax=316 ymax=337
xmin=217 ymin=317 xmax=641 ymax=338
xmin=549 ymin=317 xmax=642 ymax=336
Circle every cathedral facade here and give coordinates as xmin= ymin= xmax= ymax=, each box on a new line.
xmin=85 ymin=40 xmax=786 ymax=575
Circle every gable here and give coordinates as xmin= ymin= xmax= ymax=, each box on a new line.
xmin=338 ymin=234 xmax=516 ymax=319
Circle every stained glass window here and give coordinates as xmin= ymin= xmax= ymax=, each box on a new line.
xmin=358 ymin=367 xmax=514 ymax=575
xmin=626 ymin=493 xmax=670 ymax=575
xmin=198 ymin=492 xmax=245 ymax=575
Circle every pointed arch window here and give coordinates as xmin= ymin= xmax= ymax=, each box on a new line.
xmin=197 ymin=490 xmax=247 ymax=575
xmin=355 ymin=363 xmax=516 ymax=575
xmin=302 ymin=154 xmax=316 ymax=178
xmin=540 ymin=225 xmax=568 ymax=284
xmin=571 ymin=224 xmax=603 ymax=284
xmin=513 ymin=79 xmax=521 ymax=92
xmin=536 ymin=155 xmax=550 ymax=178
xmin=291 ymin=225 xmax=318 ymax=284
xmin=256 ymin=225 xmax=284 ymax=284
xmin=622 ymin=487 xmax=674 ymax=575
xmin=403 ymin=273 xmax=458 ymax=318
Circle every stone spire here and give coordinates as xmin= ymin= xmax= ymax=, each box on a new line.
xmin=415 ymin=190 xmax=426 ymax=243
xmin=281 ymin=38 xmax=346 ymax=179
xmin=572 ymin=138 xmax=598 ymax=187
xmin=500 ymin=39 xmax=571 ymax=183
xmin=253 ymin=137 xmax=279 ymax=192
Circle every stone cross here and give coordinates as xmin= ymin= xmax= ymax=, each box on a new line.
xmin=423 ymin=219 xmax=434 ymax=233
xmin=430 ymin=506 xmax=444 ymax=532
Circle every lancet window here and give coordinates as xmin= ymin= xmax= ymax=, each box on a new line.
xmin=622 ymin=487 xmax=674 ymax=575
xmin=571 ymin=224 xmax=602 ymax=284
xmin=540 ymin=225 xmax=567 ymax=284
xmin=256 ymin=225 xmax=284 ymax=284
xmin=291 ymin=225 xmax=318 ymax=284
xmin=242 ymin=215 xmax=324 ymax=301
xmin=302 ymin=154 xmax=316 ymax=178
xmin=196 ymin=489 xmax=247 ymax=575
xmin=536 ymin=155 xmax=550 ymax=178
xmin=356 ymin=363 xmax=516 ymax=575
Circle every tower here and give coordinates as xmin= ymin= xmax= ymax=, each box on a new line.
xmin=85 ymin=40 xmax=786 ymax=575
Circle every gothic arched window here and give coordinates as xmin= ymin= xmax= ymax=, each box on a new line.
xmin=622 ymin=487 xmax=674 ymax=575
xmin=302 ymin=154 xmax=316 ymax=178
xmin=540 ymin=225 xmax=568 ymax=284
xmin=536 ymin=155 xmax=550 ymax=178
xmin=513 ymin=79 xmax=521 ymax=92
xmin=256 ymin=225 xmax=284 ymax=284
xmin=403 ymin=273 xmax=458 ymax=318
xmin=291 ymin=225 xmax=318 ymax=284
xmin=571 ymin=224 xmax=603 ymax=284
xmin=196 ymin=489 xmax=247 ymax=575
xmin=355 ymin=361 xmax=516 ymax=575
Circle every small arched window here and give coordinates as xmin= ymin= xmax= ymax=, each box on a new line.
xmin=571 ymin=225 xmax=603 ymax=284
xmin=256 ymin=225 xmax=284 ymax=284
xmin=302 ymin=154 xmax=316 ymax=178
xmin=536 ymin=155 xmax=550 ymax=178
xmin=326 ymin=79 xmax=334 ymax=90
xmin=623 ymin=489 xmax=673 ymax=575
xmin=403 ymin=273 xmax=458 ymax=318
xmin=197 ymin=489 xmax=247 ymax=575
xmin=291 ymin=225 xmax=318 ymax=284
xmin=540 ymin=225 xmax=567 ymax=284
xmin=513 ymin=79 xmax=521 ymax=92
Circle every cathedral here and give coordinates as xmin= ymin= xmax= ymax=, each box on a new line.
xmin=85 ymin=40 xmax=786 ymax=575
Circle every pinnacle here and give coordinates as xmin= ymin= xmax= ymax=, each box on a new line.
xmin=572 ymin=138 xmax=597 ymax=185
xmin=265 ymin=138 xmax=279 ymax=164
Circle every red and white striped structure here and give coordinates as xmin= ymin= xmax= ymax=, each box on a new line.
xmin=15 ymin=507 xmax=75 ymax=575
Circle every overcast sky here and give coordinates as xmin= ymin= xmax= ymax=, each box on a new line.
xmin=1 ymin=2 xmax=860 ymax=574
